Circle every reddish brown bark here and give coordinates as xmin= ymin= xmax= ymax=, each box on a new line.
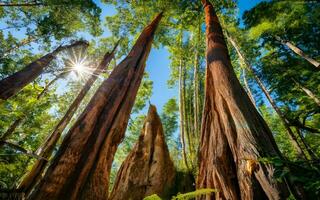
xmin=197 ymin=1 xmax=290 ymax=199
xmin=109 ymin=105 xmax=175 ymax=200
xmin=28 ymin=13 xmax=162 ymax=200
xmin=17 ymin=43 xmax=118 ymax=196
xmin=0 ymin=40 xmax=88 ymax=100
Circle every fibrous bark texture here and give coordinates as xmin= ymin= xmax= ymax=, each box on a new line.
xmin=0 ymin=40 xmax=88 ymax=100
xmin=28 ymin=13 xmax=162 ymax=200
xmin=17 ymin=43 xmax=117 ymax=196
xmin=109 ymin=105 xmax=175 ymax=200
xmin=197 ymin=1 xmax=290 ymax=199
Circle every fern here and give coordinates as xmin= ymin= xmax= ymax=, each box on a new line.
xmin=143 ymin=194 xmax=162 ymax=200
xmin=172 ymin=189 xmax=216 ymax=200
xmin=143 ymin=189 xmax=216 ymax=200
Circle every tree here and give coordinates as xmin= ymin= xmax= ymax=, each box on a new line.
xmin=242 ymin=0 xmax=320 ymax=160
xmin=17 ymin=42 xmax=118 ymax=195
xmin=197 ymin=1 xmax=293 ymax=199
xmin=28 ymin=13 xmax=162 ymax=200
xmin=109 ymin=105 xmax=175 ymax=200
xmin=226 ymin=34 xmax=309 ymax=160
xmin=275 ymin=36 xmax=319 ymax=69
xmin=0 ymin=40 xmax=88 ymax=100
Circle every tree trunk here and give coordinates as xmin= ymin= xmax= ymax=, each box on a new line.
xmin=179 ymin=58 xmax=190 ymax=171
xmin=36 ymin=71 xmax=69 ymax=100
xmin=0 ymin=69 xmax=71 ymax=150
xmin=193 ymin=50 xmax=200 ymax=137
xmin=197 ymin=1 xmax=291 ymax=199
xmin=28 ymin=13 xmax=162 ymax=200
xmin=109 ymin=105 xmax=175 ymax=200
xmin=242 ymin=68 xmax=256 ymax=106
xmin=0 ymin=36 xmax=38 ymax=60
xmin=193 ymin=19 xmax=201 ymax=164
xmin=294 ymin=127 xmax=318 ymax=160
xmin=0 ymin=141 xmax=46 ymax=160
xmin=0 ymin=118 xmax=23 ymax=148
xmin=17 ymin=43 xmax=117 ymax=196
xmin=227 ymin=34 xmax=308 ymax=160
xmin=275 ymin=36 xmax=320 ymax=68
xmin=292 ymin=78 xmax=320 ymax=107
xmin=0 ymin=40 xmax=88 ymax=100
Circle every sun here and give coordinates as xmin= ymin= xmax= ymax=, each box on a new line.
xmin=60 ymin=46 xmax=101 ymax=81
xmin=73 ymin=62 xmax=86 ymax=73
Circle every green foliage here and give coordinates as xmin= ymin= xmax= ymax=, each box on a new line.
xmin=143 ymin=194 xmax=162 ymax=200
xmin=172 ymin=189 xmax=216 ymax=200
xmin=259 ymin=157 xmax=320 ymax=198
xmin=161 ymin=98 xmax=179 ymax=139
xmin=132 ymin=73 xmax=153 ymax=114
xmin=1 ymin=0 xmax=319 ymax=197
xmin=143 ymin=189 xmax=216 ymax=200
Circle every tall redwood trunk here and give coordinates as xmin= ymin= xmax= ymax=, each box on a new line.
xmin=275 ymin=36 xmax=320 ymax=68
xmin=109 ymin=105 xmax=175 ymax=200
xmin=17 ymin=43 xmax=117 ymax=195
xmin=0 ymin=40 xmax=88 ymax=100
xmin=197 ymin=1 xmax=290 ymax=199
xmin=28 ymin=13 xmax=162 ymax=200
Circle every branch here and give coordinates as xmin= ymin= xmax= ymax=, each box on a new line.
xmin=290 ymin=119 xmax=320 ymax=134
xmin=0 ymin=141 xmax=47 ymax=160
xmin=0 ymin=2 xmax=44 ymax=7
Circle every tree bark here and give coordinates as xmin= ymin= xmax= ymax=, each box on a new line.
xmin=292 ymin=78 xmax=320 ymax=107
xmin=197 ymin=1 xmax=291 ymax=199
xmin=275 ymin=36 xmax=320 ymax=68
xmin=17 ymin=43 xmax=118 ymax=196
xmin=28 ymin=13 xmax=162 ymax=200
xmin=0 ymin=40 xmax=88 ymax=100
xmin=227 ymin=34 xmax=308 ymax=160
xmin=109 ymin=105 xmax=175 ymax=200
